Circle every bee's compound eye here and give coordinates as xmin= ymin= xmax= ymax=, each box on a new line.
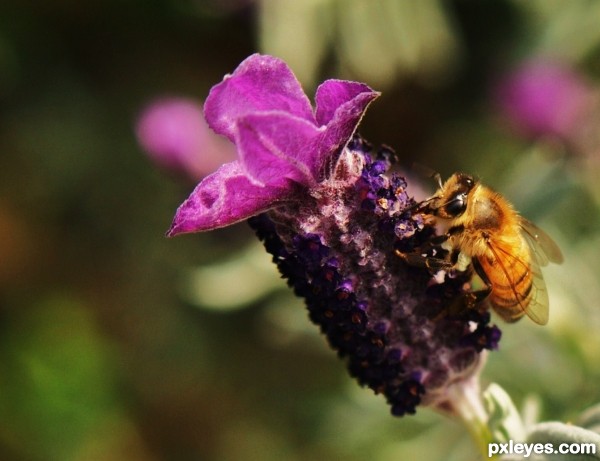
xmin=444 ymin=194 xmax=467 ymax=217
xmin=459 ymin=174 xmax=474 ymax=189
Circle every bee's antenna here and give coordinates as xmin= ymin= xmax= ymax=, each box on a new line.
xmin=411 ymin=162 xmax=443 ymax=189
xmin=408 ymin=196 xmax=434 ymax=214
xmin=433 ymin=172 xmax=443 ymax=189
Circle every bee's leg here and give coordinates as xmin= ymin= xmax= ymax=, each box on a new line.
xmin=442 ymin=258 xmax=493 ymax=319
xmin=461 ymin=258 xmax=493 ymax=309
xmin=425 ymin=234 xmax=450 ymax=246
xmin=395 ymin=233 xmax=453 ymax=271
xmin=395 ymin=250 xmax=454 ymax=271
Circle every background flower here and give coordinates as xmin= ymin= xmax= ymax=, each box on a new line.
xmin=494 ymin=59 xmax=593 ymax=139
xmin=136 ymin=97 xmax=237 ymax=180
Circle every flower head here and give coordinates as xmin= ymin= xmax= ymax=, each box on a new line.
xmin=494 ymin=59 xmax=592 ymax=139
xmin=136 ymin=97 xmax=236 ymax=180
xmin=168 ymin=54 xmax=501 ymax=416
xmin=248 ymin=137 xmax=500 ymax=415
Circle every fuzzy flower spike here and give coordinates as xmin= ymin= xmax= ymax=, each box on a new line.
xmin=168 ymin=54 xmax=501 ymax=417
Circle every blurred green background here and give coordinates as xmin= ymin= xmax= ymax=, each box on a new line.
xmin=1 ymin=1 xmax=600 ymax=460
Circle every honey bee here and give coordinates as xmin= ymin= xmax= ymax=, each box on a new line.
xmin=399 ymin=173 xmax=563 ymax=325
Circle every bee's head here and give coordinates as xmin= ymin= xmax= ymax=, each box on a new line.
xmin=416 ymin=173 xmax=476 ymax=219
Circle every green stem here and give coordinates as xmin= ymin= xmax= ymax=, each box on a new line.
xmin=437 ymin=376 xmax=496 ymax=459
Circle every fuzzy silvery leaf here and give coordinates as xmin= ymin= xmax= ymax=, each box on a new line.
xmin=500 ymin=422 xmax=600 ymax=461
xmin=578 ymin=404 xmax=600 ymax=434
xmin=484 ymin=383 xmax=526 ymax=443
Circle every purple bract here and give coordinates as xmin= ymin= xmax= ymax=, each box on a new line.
xmin=167 ymin=54 xmax=379 ymax=235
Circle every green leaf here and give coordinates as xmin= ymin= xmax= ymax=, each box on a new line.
xmin=484 ymin=383 xmax=526 ymax=443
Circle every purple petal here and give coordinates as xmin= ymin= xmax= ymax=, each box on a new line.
xmin=315 ymin=88 xmax=380 ymax=180
xmin=204 ymin=54 xmax=315 ymax=142
xmin=167 ymin=161 xmax=294 ymax=235
xmin=235 ymin=112 xmax=323 ymax=187
xmin=315 ymin=80 xmax=379 ymax=126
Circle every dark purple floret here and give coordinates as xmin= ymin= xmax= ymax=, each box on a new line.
xmin=461 ymin=311 xmax=503 ymax=352
xmin=248 ymin=135 xmax=501 ymax=416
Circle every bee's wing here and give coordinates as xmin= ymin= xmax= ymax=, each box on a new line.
xmin=520 ymin=243 xmax=549 ymax=325
xmin=488 ymin=237 xmax=549 ymax=325
xmin=520 ymin=218 xmax=563 ymax=266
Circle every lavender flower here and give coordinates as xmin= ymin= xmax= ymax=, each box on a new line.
xmin=494 ymin=59 xmax=592 ymax=139
xmin=168 ymin=54 xmax=500 ymax=416
xmin=136 ymin=97 xmax=236 ymax=180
